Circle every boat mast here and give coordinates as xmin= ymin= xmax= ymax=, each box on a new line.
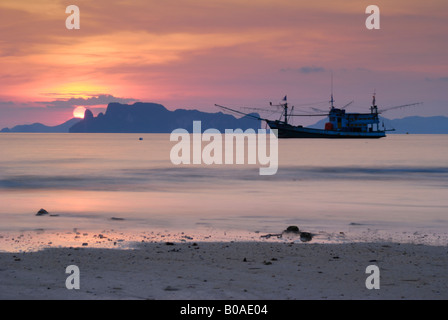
xmin=370 ymin=90 xmax=379 ymax=131
xmin=284 ymin=97 xmax=288 ymax=124
xmin=370 ymin=90 xmax=378 ymax=115
xmin=270 ymin=96 xmax=288 ymax=124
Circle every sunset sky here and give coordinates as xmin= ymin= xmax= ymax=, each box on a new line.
xmin=0 ymin=0 xmax=447 ymax=128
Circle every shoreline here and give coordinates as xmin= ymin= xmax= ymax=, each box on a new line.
xmin=1 ymin=228 xmax=447 ymax=300
xmin=1 ymin=224 xmax=448 ymax=253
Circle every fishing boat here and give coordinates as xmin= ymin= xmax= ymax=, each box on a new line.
xmin=216 ymin=93 xmax=420 ymax=139
xmin=265 ymin=94 xmax=387 ymax=139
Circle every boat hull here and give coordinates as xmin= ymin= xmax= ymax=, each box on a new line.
xmin=267 ymin=121 xmax=386 ymax=139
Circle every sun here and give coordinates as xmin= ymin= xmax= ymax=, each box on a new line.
xmin=73 ymin=106 xmax=86 ymax=118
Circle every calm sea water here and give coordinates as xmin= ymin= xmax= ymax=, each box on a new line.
xmin=0 ymin=133 xmax=447 ymax=242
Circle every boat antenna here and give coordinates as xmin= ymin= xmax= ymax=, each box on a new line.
xmin=371 ymin=89 xmax=378 ymax=114
xmin=330 ymin=71 xmax=335 ymax=109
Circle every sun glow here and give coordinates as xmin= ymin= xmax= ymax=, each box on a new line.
xmin=73 ymin=106 xmax=86 ymax=118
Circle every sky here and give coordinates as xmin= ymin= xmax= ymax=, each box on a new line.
xmin=0 ymin=0 xmax=447 ymax=128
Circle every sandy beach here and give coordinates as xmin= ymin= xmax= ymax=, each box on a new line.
xmin=2 ymin=134 xmax=448 ymax=301
xmin=1 ymin=228 xmax=447 ymax=300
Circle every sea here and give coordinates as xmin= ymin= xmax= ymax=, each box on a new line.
xmin=1 ymin=133 xmax=447 ymax=250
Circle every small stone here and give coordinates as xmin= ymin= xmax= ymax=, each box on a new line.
xmin=164 ymin=286 xmax=179 ymax=291
xmin=284 ymin=226 xmax=300 ymax=234
xmin=300 ymin=232 xmax=313 ymax=242
xmin=36 ymin=209 xmax=49 ymax=216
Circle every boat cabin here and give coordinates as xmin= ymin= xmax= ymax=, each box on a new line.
xmin=326 ymin=107 xmax=381 ymax=133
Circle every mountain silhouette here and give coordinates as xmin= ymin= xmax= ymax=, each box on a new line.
xmin=69 ymin=102 xmax=261 ymax=133
xmin=0 ymin=118 xmax=81 ymax=133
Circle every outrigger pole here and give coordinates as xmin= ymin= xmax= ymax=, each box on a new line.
xmin=215 ymin=103 xmax=328 ymax=123
xmin=214 ymin=104 xmax=266 ymax=121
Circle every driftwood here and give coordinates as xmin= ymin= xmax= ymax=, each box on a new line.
xmin=260 ymin=225 xmax=314 ymax=242
xmin=260 ymin=233 xmax=282 ymax=239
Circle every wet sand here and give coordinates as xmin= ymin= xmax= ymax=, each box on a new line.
xmin=0 ymin=230 xmax=447 ymax=300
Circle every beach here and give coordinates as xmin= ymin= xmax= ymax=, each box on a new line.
xmin=1 ymin=228 xmax=447 ymax=300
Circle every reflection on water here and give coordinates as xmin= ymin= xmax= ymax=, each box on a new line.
xmin=0 ymin=133 xmax=447 ymax=243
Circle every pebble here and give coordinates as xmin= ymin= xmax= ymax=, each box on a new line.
xmin=284 ymin=226 xmax=300 ymax=234
xmin=36 ymin=209 xmax=49 ymax=216
xmin=300 ymin=232 xmax=313 ymax=242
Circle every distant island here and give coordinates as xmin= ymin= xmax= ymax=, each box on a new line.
xmin=1 ymin=102 xmax=448 ymax=134
xmin=69 ymin=102 xmax=261 ymax=133
xmin=1 ymin=102 xmax=261 ymax=133
xmin=0 ymin=118 xmax=81 ymax=133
